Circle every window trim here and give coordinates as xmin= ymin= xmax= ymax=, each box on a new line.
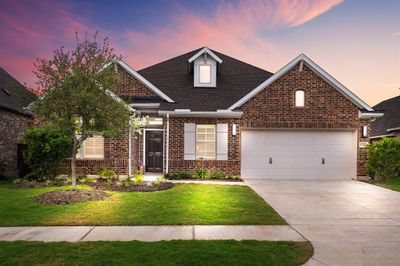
xmin=294 ymin=89 xmax=305 ymax=108
xmin=76 ymin=135 xmax=105 ymax=160
xmin=195 ymin=124 xmax=216 ymax=160
xmin=199 ymin=64 xmax=212 ymax=84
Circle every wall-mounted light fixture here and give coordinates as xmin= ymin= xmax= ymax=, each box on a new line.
xmin=362 ymin=126 xmax=368 ymax=138
xmin=232 ymin=124 xmax=237 ymax=136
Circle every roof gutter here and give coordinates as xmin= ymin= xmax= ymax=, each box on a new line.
xmin=387 ymin=127 xmax=400 ymax=132
xmin=158 ymin=110 xmax=243 ymax=118
xmin=359 ymin=111 xmax=384 ymax=119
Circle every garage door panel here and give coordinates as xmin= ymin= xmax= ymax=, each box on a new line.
xmin=241 ymin=130 xmax=357 ymax=180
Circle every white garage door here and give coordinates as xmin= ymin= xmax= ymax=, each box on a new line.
xmin=241 ymin=130 xmax=357 ymax=180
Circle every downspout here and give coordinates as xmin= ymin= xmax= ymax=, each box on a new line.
xmin=128 ymin=116 xmax=132 ymax=176
xmin=166 ymin=113 xmax=170 ymax=174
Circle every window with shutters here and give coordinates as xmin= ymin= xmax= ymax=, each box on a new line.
xmin=196 ymin=125 xmax=216 ymax=160
xmin=76 ymin=136 xmax=104 ymax=159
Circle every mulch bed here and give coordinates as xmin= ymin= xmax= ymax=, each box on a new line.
xmin=10 ymin=181 xmax=69 ymax=189
xmin=33 ymin=190 xmax=108 ymax=205
xmin=90 ymin=180 xmax=174 ymax=192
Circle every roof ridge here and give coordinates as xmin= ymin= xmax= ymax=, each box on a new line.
xmin=138 ymin=47 xmax=204 ymax=72
xmin=209 ymin=48 xmax=274 ymax=75
xmin=373 ymin=94 xmax=400 ymax=108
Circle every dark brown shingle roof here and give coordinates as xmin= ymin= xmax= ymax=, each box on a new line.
xmin=138 ymin=48 xmax=273 ymax=111
xmin=371 ymin=95 xmax=400 ymax=136
xmin=0 ymin=67 xmax=37 ymax=116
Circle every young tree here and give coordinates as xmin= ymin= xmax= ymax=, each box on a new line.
xmin=32 ymin=32 xmax=134 ymax=190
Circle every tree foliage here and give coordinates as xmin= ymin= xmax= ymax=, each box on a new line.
xmin=24 ymin=124 xmax=73 ymax=181
xmin=31 ymin=32 xmax=133 ymax=189
xmin=366 ymin=137 xmax=400 ymax=182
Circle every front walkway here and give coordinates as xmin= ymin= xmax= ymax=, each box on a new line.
xmin=0 ymin=225 xmax=305 ymax=242
xmin=246 ymin=179 xmax=400 ymax=266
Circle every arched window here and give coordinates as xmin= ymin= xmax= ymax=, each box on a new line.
xmin=295 ymin=90 xmax=305 ymax=107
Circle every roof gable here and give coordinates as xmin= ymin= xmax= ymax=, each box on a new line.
xmin=0 ymin=67 xmax=37 ymax=116
xmin=138 ymin=48 xmax=273 ymax=111
xmin=188 ymin=47 xmax=223 ymax=64
xmin=371 ymin=95 xmax=400 ymax=136
xmin=101 ymin=58 xmax=174 ymax=103
xmin=228 ymin=54 xmax=373 ymax=111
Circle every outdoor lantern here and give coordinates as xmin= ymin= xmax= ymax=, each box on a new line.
xmin=362 ymin=126 xmax=368 ymax=137
xmin=232 ymin=124 xmax=237 ymax=136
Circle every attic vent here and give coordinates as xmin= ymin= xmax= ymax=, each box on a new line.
xmin=2 ymin=88 xmax=11 ymax=95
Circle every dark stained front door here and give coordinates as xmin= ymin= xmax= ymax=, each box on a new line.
xmin=145 ymin=131 xmax=163 ymax=172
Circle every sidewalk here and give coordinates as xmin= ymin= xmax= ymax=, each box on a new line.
xmin=0 ymin=225 xmax=306 ymax=242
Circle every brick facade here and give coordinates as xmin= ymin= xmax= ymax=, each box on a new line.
xmin=0 ymin=109 xmax=32 ymax=178
xmin=114 ymin=66 xmax=157 ymax=98
xmin=240 ymin=63 xmax=370 ymax=177
xmin=167 ymin=117 xmax=240 ymax=176
xmin=74 ymin=62 xmax=371 ymax=178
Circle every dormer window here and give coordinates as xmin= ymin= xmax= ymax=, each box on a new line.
xmin=188 ymin=47 xmax=223 ymax=88
xmin=199 ymin=65 xmax=211 ymax=84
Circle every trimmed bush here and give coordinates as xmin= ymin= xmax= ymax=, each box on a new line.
xmin=23 ymin=124 xmax=73 ymax=181
xmin=366 ymin=137 xmax=400 ymax=182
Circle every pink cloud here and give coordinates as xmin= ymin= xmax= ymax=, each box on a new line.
xmin=119 ymin=0 xmax=343 ymax=70
xmin=392 ymin=32 xmax=400 ymax=37
xmin=0 ymin=0 xmax=99 ymax=91
xmin=0 ymin=0 xmax=343 ymax=92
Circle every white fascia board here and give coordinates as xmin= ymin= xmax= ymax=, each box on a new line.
xmin=159 ymin=110 xmax=243 ymax=118
xmin=228 ymin=54 xmax=374 ymax=112
xmin=188 ymin=47 xmax=223 ymax=64
xmin=387 ymin=127 xmax=400 ymax=132
xmin=370 ymin=134 xmax=394 ymax=139
xmin=129 ymin=103 xmax=160 ymax=108
xmin=359 ymin=111 xmax=384 ymax=119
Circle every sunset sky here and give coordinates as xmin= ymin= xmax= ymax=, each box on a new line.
xmin=0 ymin=0 xmax=398 ymax=106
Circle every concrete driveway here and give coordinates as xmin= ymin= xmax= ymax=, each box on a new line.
xmin=246 ymin=180 xmax=400 ymax=266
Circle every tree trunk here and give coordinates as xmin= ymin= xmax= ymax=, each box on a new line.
xmin=71 ymin=138 xmax=77 ymax=191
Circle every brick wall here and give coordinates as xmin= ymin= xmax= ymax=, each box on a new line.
xmin=241 ymin=63 xmax=370 ymax=177
xmin=0 ymin=109 xmax=32 ymax=178
xmin=114 ymin=66 xmax=157 ymax=98
xmin=167 ymin=117 xmax=240 ymax=175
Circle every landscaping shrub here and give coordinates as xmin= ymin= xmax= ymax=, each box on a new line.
xmin=166 ymin=171 xmax=241 ymax=181
xmin=154 ymin=176 xmax=166 ymax=186
xmin=195 ymin=168 xmax=208 ymax=179
xmin=23 ymin=124 xmax=73 ymax=181
xmin=207 ymin=173 xmax=227 ymax=179
xmin=366 ymin=137 xmax=400 ymax=182
xmin=133 ymin=175 xmax=144 ymax=186
xmin=98 ymin=167 xmax=116 ymax=182
xmin=166 ymin=172 xmax=192 ymax=179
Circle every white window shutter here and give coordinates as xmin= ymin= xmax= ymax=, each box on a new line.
xmin=184 ymin=123 xmax=196 ymax=160
xmin=217 ymin=123 xmax=228 ymax=160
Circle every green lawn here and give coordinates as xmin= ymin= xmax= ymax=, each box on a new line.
xmin=0 ymin=240 xmax=313 ymax=266
xmin=373 ymin=178 xmax=400 ymax=192
xmin=0 ymin=181 xmax=285 ymax=226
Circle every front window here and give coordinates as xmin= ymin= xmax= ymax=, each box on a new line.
xmin=196 ymin=124 xmax=216 ymax=159
xmin=295 ymin=90 xmax=305 ymax=107
xmin=199 ymin=65 xmax=211 ymax=84
xmin=77 ymin=136 xmax=104 ymax=159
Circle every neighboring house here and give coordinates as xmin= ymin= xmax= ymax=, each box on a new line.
xmin=74 ymin=47 xmax=383 ymax=180
xmin=0 ymin=67 xmax=37 ymax=178
xmin=370 ymin=95 xmax=400 ymax=140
